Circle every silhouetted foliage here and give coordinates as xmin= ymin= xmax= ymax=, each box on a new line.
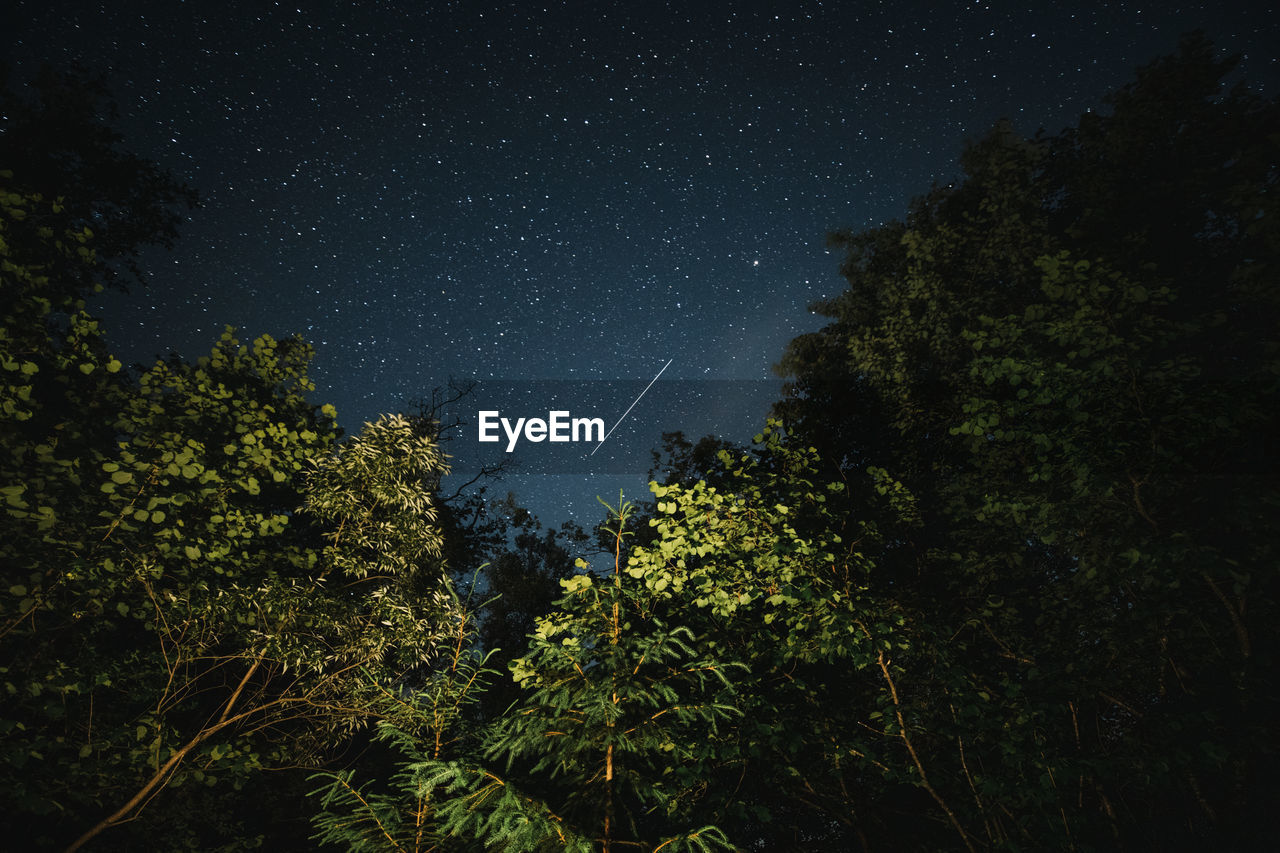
xmin=775 ymin=32 xmax=1279 ymax=849
xmin=4 ymin=35 xmax=1278 ymax=853
xmin=0 ymin=63 xmax=198 ymax=296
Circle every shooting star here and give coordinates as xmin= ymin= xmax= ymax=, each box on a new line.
xmin=590 ymin=358 xmax=673 ymax=456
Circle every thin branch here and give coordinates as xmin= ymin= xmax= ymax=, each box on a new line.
xmin=875 ymin=648 xmax=975 ymax=853
xmin=333 ymin=773 xmax=407 ymax=853
xmin=1200 ymin=571 xmax=1251 ymax=659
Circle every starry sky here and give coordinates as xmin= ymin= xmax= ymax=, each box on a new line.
xmin=5 ymin=1 xmax=1276 ymax=524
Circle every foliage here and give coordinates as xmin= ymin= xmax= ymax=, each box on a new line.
xmin=463 ymin=496 xmax=589 ymax=714
xmin=313 ymin=425 xmax=976 ymax=852
xmin=1 ymin=164 xmax=463 ymax=848
xmin=628 ymin=424 xmax=987 ymax=850
xmin=335 ymin=496 xmax=743 ymax=853
xmin=775 ymin=32 xmax=1279 ymax=849
xmin=0 ymin=63 xmax=198 ymax=294
xmin=308 ymin=602 xmax=496 ymax=853
xmin=4 ymin=35 xmax=1279 ymax=853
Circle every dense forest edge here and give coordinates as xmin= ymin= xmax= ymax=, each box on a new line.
xmin=1 ymin=33 xmax=1277 ymax=851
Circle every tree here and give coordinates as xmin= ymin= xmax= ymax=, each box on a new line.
xmin=308 ymin=613 xmax=496 ymax=853
xmin=462 ymin=496 xmax=588 ymax=714
xmin=626 ymin=424 xmax=982 ymax=851
xmin=1 ymin=70 xmax=465 ymax=849
xmin=317 ymin=495 xmax=744 ymax=853
xmin=1 ymin=168 xmax=464 ymax=848
xmin=775 ymin=33 xmax=1279 ymax=848
xmin=1 ymin=302 xmax=469 ymax=850
xmin=311 ymin=422 xmax=983 ymax=852
xmin=400 ymin=382 xmax=588 ymax=717
xmin=0 ymin=63 xmax=198 ymax=296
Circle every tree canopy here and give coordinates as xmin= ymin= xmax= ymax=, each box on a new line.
xmin=773 ymin=32 xmax=1279 ymax=849
xmin=3 ymin=33 xmax=1278 ymax=852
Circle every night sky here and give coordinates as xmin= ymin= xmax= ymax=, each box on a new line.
xmin=5 ymin=1 xmax=1276 ymax=524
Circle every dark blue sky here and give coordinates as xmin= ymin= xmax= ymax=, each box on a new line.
xmin=6 ymin=1 xmax=1276 ymax=524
